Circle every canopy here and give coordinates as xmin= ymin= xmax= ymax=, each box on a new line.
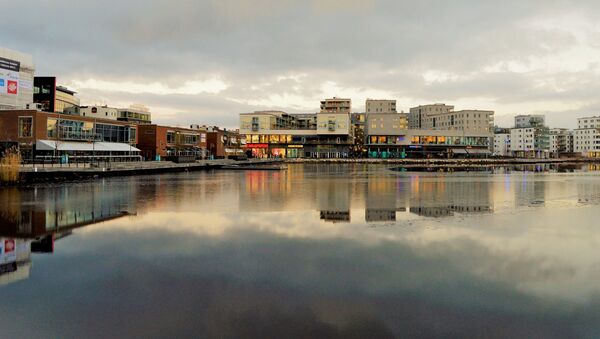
xmin=452 ymin=148 xmax=491 ymax=155
xmin=36 ymin=140 xmax=140 ymax=152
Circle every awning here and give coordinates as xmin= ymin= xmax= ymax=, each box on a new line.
xmin=451 ymin=148 xmax=490 ymax=155
xmin=36 ymin=140 xmax=140 ymax=152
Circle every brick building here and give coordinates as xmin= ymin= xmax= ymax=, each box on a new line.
xmin=137 ymin=124 xmax=207 ymax=161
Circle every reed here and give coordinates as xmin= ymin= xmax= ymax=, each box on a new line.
xmin=0 ymin=148 xmax=22 ymax=183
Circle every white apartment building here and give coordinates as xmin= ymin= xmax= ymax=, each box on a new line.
xmin=408 ymin=104 xmax=494 ymax=132
xmin=548 ymin=128 xmax=570 ymax=155
xmin=0 ymin=47 xmax=35 ymax=110
xmin=493 ymin=133 xmax=511 ymax=156
xmin=366 ymin=99 xmax=396 ymax=114
xmin=510 ymin=127 xmax=550 ymax=158
xmin=574 ymin=117 xmax=600 ymax=157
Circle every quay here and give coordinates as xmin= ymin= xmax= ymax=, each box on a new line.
xmin=8 ymin=159 xmax=284 ymax=185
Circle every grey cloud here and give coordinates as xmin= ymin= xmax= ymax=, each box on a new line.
xmin=2 ymin=0 xmax=600 ymax=125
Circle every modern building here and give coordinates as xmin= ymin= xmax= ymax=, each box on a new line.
xmin=493 ymin=128 xmax=511 ymax=157
xmin=350 ymin=113 xmax=366 ymax=156
xmin=137 ymin=124 xmax=207 ymax=161
xmin=0 ymin=110 xmax=140 ymax=162
xmin=240 ymin=110 xmax=353 ymax=158
xmin=366 ymin=99 xmax=396 ymax=114
xmin=118 ymin=104 xmax=152 ymax=124
xmin=33 ymin=76 xmax=80 ymax=113
xmin=0 ymin=47 xmax=35 ymax=110
xmin=320 ymin=97 xmax=351 ymax=114
xmin=515 ymin=114 xmax=545 ymax=128
xmin=510 ymin=126 xmax=550 ymax=158
xmin=574 ymin=117 xmax=600 ymax=157
xmin=548 ymin=128 xmax=570 ymax=156
xmin=408 ymin=104 xmax=454 ymax=129
xmin=409 ymin=104 xmax=493 ymax=132
xmin=73 ymin=105 xmax=120 ymax=120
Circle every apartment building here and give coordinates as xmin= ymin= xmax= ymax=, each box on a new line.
xmin=515 ymin=114 xmax=545 ymax=128
xmin=574 ymin=117 xmax=600 ymax=157
xmin=320 ymin=97 xmax=351 ymax=114
xmin=548 ymin=128 xmax=570 ymax=155
xmin=493 ymin=128 xmax=511 ymax=156
xmin=510 ymin=127 xmax=550 ymax=158
xmin=118 ymin=104 xmax=152 ymax=124
xmin=366 ymin=99 xmax=396 ymax=114
xmin=239 ymin=110 xmax=352 ymax=158
xmin=408 ymin=104 xmax=493 ymax=132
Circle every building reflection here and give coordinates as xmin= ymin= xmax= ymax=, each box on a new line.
xmin=514 ymin=175 xmax=546 ymax=207
xmin=0 ymin=183 xmax=136 ymax=286
xmin=365 ymin=174 xmax=407 ymax=222
xmin=407 ymin=175 xmax=493 ymax=218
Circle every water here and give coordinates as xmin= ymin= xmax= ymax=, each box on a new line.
xmin=1 ymin=164 xmax=600 ymax=338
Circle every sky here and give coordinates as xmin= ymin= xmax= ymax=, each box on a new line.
xmin=3 ymin=0 xmax=600 ymax=129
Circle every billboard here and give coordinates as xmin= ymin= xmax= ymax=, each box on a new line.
xmin=0 ymin=238 xmax=17 ymax=264
xmin=0 ymin=56 xmax=20 ymax=96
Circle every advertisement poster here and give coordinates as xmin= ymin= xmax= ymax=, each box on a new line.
xmin=0 ymin=238 xmax=17 ymax=264
xmin=0 ymin=56 xmax=20 ymax=95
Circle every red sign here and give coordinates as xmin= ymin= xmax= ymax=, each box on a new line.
xmin=246 ymin=143 xmax=269 ymax=148
xmin=4 ymin=239 xmax=15 ymax=253
xmin=7 ymin=80 xmax=17 ymax=95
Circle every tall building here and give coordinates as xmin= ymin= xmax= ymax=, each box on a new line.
xmin=320 ymin=97 xmax=351 ymax=114
xmin=574 ymin=116 xmax=600 ymax=158
xmin=366 ymin=99 xmax=396 ymax=114
xmin=493 ymin=128 xmax=511 ymax=156
xmin=0 ymin=47 xmax=35 ymax=110
xmin=33 ymin=77 xmax=80 ymax=113
xmin=408 ymin=103 xmax=493 ymax=132
xmin=510 ymin=126 xmax=550 ymax=158
xmin=515 ymin=114 xmax=545 ymax=128
xmin=408 ymin=104 xmax=453 ymax=129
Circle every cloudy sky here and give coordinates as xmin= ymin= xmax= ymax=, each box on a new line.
xmin=3 ymin=0 xmax=600 ymax=128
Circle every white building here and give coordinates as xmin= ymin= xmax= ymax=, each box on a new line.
xmin=574 ymin=117 xmax=600 ymax=157
xmin=0 ymin=47 xmax=35 ymax=110
xmin=548 ymin=128 xmax=570 ymax=156
xmin=510 ymin=127 xmax=550 ymax=158
xmin=78 ymin=105 xmax=119 ymax=120
xmin=493 ymin=133 xmax=511 ymax=156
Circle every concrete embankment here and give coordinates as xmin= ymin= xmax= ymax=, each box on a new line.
xmin=5 ymin=159 xmax=283 ymax=185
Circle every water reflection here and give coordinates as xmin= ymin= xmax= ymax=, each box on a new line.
xmin=1 ymin=165 xmax=600 ymax=337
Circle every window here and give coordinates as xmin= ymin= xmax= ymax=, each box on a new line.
xmin=18 ymin=117 xmax=33 ymax=137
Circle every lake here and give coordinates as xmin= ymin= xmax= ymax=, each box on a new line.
xmin=1 ymin=163 xmax=600 ymax=338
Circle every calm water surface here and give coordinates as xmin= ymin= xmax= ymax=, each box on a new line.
xmin=1 ymin=164 xmax=600 ymax=338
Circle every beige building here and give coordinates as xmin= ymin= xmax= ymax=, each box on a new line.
xmin=409 ymin=104 xmax=493 ymax=132
xmin=320 ymin=97 xmax=351 ymax=114
xmin=366 ymin=99 xmax=396 ymax=114
xmin=0 ymin=47 xmax=35 ymax=110
xmin=366 ymin=113 xmax=408 ymax=136
xmin=78 ymin=105 xmax=119 ymax=120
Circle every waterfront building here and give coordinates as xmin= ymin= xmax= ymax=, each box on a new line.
xmin=409 ymin=104 xmax=493 ymax=133
xmin=515 ymin=114 xmax=545 ymax=128
xmin=0 ymin=47 xmax=35 ymax=110
xmin=350 ymin=113 xmax=366 ymax=156
xmin=408 ymin=103 xmax=454 ymax=129
xmin=0 ymin=110 xmax=140 ymax=162
xmin=33 ymin=76 xmax=80 ymax=113
xmin=240 ymin=110 xmax=353 ymax=158
xmin=320 ymin=97 xmax=351 ymax=114
xmin=365 ymin=129 xmax=491 ymax=158
xmin=206 ymin=126 xmax=245 ymax=159
xmin=118 ymin=104 xmax=152 ymax=124
xmin=366 ymin=99 xmax=396 ymax=114
xmin=548 ymin=128 xmax=570 ymax=156
xmin=73 ymin=105 xmax=119 ymax=120
xmin=137 ymin=124 xmax=207 ymax=161
xmin=573 ymin=116 xmax=600 ymax=157
xmin=510 ymin=126 xmax=550 ymax=158
xmin=493 ymin=128 xmax=511 ymax=157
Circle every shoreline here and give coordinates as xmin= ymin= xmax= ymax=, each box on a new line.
xmin=2 ymin=157 xmax=599 ymax=186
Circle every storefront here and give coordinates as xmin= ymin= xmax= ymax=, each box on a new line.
xmin=286 ymin=145 xmax=303 ymax=158
xmin=246 ymin=143 xmax=269 ymax=158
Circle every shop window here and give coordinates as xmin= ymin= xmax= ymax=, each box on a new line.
xmin=18 ymin=116 xmax=33 ymax=137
